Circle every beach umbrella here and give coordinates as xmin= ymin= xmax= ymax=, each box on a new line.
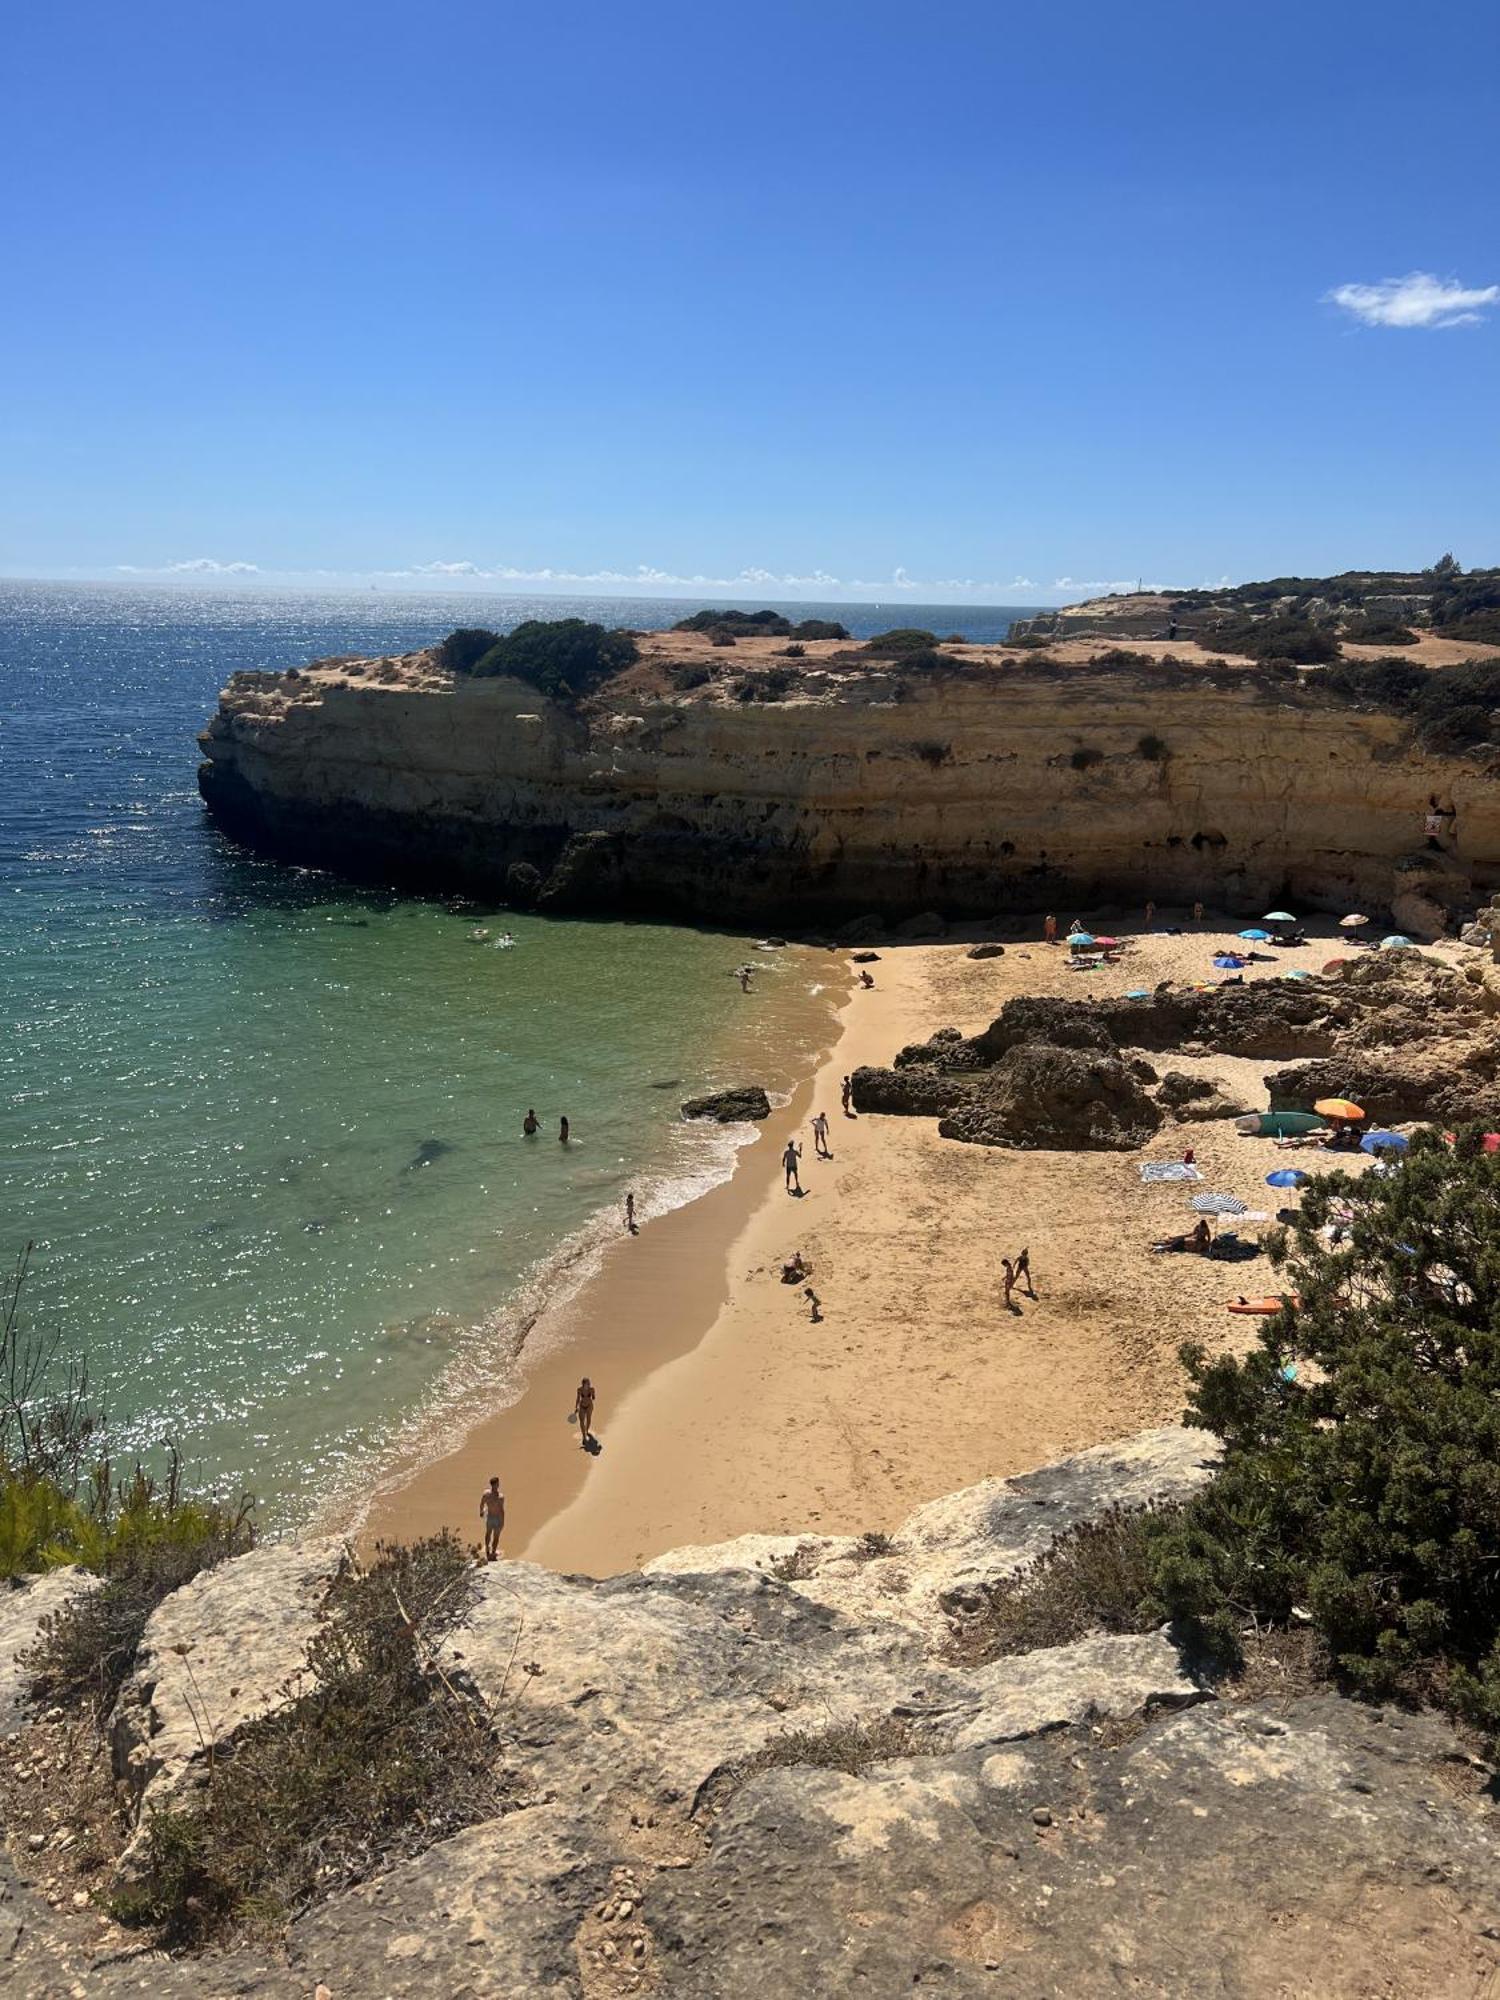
xmin=1263 ymin=910 xmax=1297 ymax=924
xmin=1339 ymin=913 xmax=1370 ymax=929
xmin=1213 ymin=954 xmax=1246 ymax=969
xmin=1193 ymin=1191 xmax=1248 ymax=1215
xmin=1380 ymin=935 xmax=1414 ymax=950
xmin=1266 ymin=1168 xmax=1309 ymax=1188
xmin=1360 ymin=1130 xmax=1408 ymax=1154
xmin=1067 ymin=931 xmax=1096 ymax=949
xmin=1092 ymin=935 xmax=1120 ymax=949
xmin=1442 ymin=1132 xmax=1500 ymax=1152
xmin=1124 ymin=987 xmax=1150 ymax=999
xmin=1314 ymin=1097 xmax=1365 ymax=1121
xmin=1321 ymin=958 xmax=1350 ymax=975
xmin=1285 ymin=968 xmax=1313 ymax=980
xmin=1239 ymin=928 xmax=1272 ymax=942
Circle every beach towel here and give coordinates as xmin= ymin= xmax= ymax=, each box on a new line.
xmin=1139 ymin=1162 xmax=1203 ymax=1183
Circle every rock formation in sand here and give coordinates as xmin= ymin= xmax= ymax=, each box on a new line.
xmin=853 ymin=953 xmax=1500 ymax=1145
xmin=198 ymin=637 xmax=1500 ymax=927
xmin=5 ymin=1426 xmax=1499 ymax=1997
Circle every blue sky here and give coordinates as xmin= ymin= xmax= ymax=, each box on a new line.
xmin=3 ymin=0 xmax=1497 ymax=604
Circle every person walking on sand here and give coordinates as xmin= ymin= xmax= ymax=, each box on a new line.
xmin=523 ymin=1108 xmax=539 ymax=1136
xmin=1000 ymin=1257 xmax=1017 ymax=1312
xmin=737 ymin=965 xmax=753 ymax=993
xmin=480 ymin=1476 xmax=505 ymax=1561
xmin=624 ymin=1191 xmax=637 ymax=1234
xmin=1015 ymin=1247 xmax=1035 ymax=1299
xmin=559 ymin=1116 xmax=570 ymax=1143
xmin=573 ymin=1377 xmax=596 ymax=1448
xmin=811 ymin=1111 xmax=831 ymax=1158
xmin=1044 ymin=913 xmax=1058 ymax=945
xmin=783 ymin=1139 xmax=803 ymax=1194
xmin=841 ymin=1074 xmax=854 ymax=1117
xmin=1144 ymin=899 xmax=1156 ymax=930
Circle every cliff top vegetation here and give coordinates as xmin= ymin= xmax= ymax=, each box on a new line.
xmin=436 ymin=619 xmax=639 ymax=700
xmin=672 ymin=608 xmax=850 ymax=641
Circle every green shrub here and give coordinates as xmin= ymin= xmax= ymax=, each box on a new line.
xmin=1342 ymin=617 xmax=1418 ymax=647
xmin=1319 ymin=654 xmax=1500 ymax=750
xmin=1137 ymin=733 xmax=1168 ymax=760
xmin=435 ymin=628 xmax=501 ymax=674
xmin=469 ymin=620 xmax=638 ymax=699
xmin=779 ymin=642 xmax=806 ymax=658
xmin=865 ymin=627 xmax=939 ymax=655
xmin=733 ymin=667 xmax=796 ymax=704
xmin=711 ymin=632 xmax=737 ymax=647
xmin=26 ymin=1467 xmax=254 ymax=1717
xmin=1206 ymin=616 xmax=1341 ymax=665
xmin=1445 ymin=610 xmax=1500 ymax=646
xmin=1148 ymin=1132 xmax=1500 ymax=1744
xmin=949 ymin=1502 xmax=1175 ymax=1664
xmin=1070 ymin=745 xmax=1104 ymax=770
xmin=792 ymin=618 xmax=850 ymax=641
xmin=111 ymin=1534 xmax=504 ymax=1946
xmin=674 ymin=608 xmax=791 ymax=636
xmin=669 ymin=663 xmax=712 ymax=690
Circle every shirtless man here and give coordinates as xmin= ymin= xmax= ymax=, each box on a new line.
xmin=783 ymin=1139 xmax=803 ymax=1193
xmin=1000 ymin=1257 xmax=1018 ymax=1312
xmin=574 ymin=1377 xmax=596 ymax=1448
xmin=480 ymin=1476 xmax=505 ymax=1561
xmin=811 ymin=1111 xmax=831 ymax=1158
xmin=841 ymin=1074 xmax=854 ymax=1117
xmin=624 ymin=1190 xmax=637 ymax=1234
xmin=1044 ymin=913 xmax=1058 ymax=945
xmin=522 ymin=1108 xmax=539 ymax=1136
xmin=858 ymin=969 xmax=875 ymax=989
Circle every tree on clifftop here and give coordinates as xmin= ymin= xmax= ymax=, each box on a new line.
xmin=1151 ymin=1131 xmax=1500 ymax=1741
xmin=453 ymin=620 xmax=639 ymax=700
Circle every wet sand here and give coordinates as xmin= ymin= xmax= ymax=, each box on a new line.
xmin=366 ymin=912 xmax=1403 ymax=1577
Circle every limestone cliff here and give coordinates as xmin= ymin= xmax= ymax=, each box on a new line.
xmin=198 ymin=637 xmax=1500 ymax=927
xmin=6 ymin=1428 xmax=1499 ymax=1997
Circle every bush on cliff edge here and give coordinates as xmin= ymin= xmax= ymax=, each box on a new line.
xmin=467 ymin=619 xmax=639 ymax=700
xmin=1151 ymin=1129 xmax=1500 ymax=1742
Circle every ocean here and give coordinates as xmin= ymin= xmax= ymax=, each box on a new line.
xmin=1 ymin=582 xmax=1038 ymax=1518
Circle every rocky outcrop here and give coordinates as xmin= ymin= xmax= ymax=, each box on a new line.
xmin=938 ymin=1045 xmax=1162 ymax=1151
xmin=110 ymin=1538 xmax=342 ymax=1870
xmin=7 ymin=1426 xmax=1500 ymax=1997
xmin=197 ymin=640 xmax=1500 ymax=925
xmin=0 ymin=1570 xmax=96 ymax=1738
xmin=851 ymin=1063 xmax=973 ymax=1117
xmin=679 ymin=1086 xmax=772 ymax=1123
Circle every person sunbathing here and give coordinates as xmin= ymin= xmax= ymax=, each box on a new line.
xmin=1151 ymin=1219 xmax=1211 ymax=1255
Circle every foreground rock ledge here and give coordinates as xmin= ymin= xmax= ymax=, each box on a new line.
xmin=4 ymin=1425 xmax=1499 ymax=1998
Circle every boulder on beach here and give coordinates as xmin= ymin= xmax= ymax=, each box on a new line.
xmin=679 ymin=1086 xmax=773 ymax=1123
xmin=938 ymin=1043 xmax=1163 ymax=1151
xmin=967 ymin=942 xmax=1006 ymax=959
xmin=851 ymin=1064 xmax=973 ymax=1117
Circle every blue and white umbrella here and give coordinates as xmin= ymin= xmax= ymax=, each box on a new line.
xmin=1193 ymin=1191 xmax=1249 ymax=1215
xmin=1380 ymin=935 xmax=1414 ymax=950
xmin=1266 ymin=1168 xmax=1309 ymax=1188
xmin=1239 ymin=928 xmax=1272 ymax=942
xmin=1264 ymin=910 xmax=1297 ymax=924
xmin=1068 ymin=931 xmax=1097 ymax=949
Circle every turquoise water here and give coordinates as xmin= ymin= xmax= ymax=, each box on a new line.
xmin=2 ymin=582 xmax=1033 ymax=1517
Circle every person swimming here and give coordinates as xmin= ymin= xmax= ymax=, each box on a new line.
xmin=523 ymin=1108 xmax=539 ymax=1136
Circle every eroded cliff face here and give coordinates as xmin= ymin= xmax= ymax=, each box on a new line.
xmin=198 ymin=640 xmax=1500 ymax=926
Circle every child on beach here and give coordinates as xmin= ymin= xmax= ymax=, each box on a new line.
xmin=811 ymin=1111 xmax=831 ymax=1158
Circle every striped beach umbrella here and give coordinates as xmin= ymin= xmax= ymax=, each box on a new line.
xmin=1193 ymin=1191 xmax=1249 ymax=1215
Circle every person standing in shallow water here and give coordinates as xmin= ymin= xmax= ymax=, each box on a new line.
xmin=783 ymin=1139 xmax=803 ymax=1193
xmin=480 ymin=1476 xmax=505 ymax=1561
xmin=559 ymin=1116 xmax=570 ymax=1143
xmin=574 ymin=1377 xmax=596 ymax=1448
xmin=624 ymin=1191 xmax=637 ymax=1234
xmin=523 ymin=1108 xmax=539 ymax=1136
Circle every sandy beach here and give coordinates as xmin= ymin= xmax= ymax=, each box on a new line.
xmin=363 ymin=911 xmax=1395 ymax=1575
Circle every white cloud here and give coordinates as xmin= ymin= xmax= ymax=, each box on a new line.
xmin=1326 ymin=272 xmax=1498 ymax=330
xmin=1052 ymin=576 xmax=1160 ymax=596
xmin=116 ymin=557 xmax=260 ymax=574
